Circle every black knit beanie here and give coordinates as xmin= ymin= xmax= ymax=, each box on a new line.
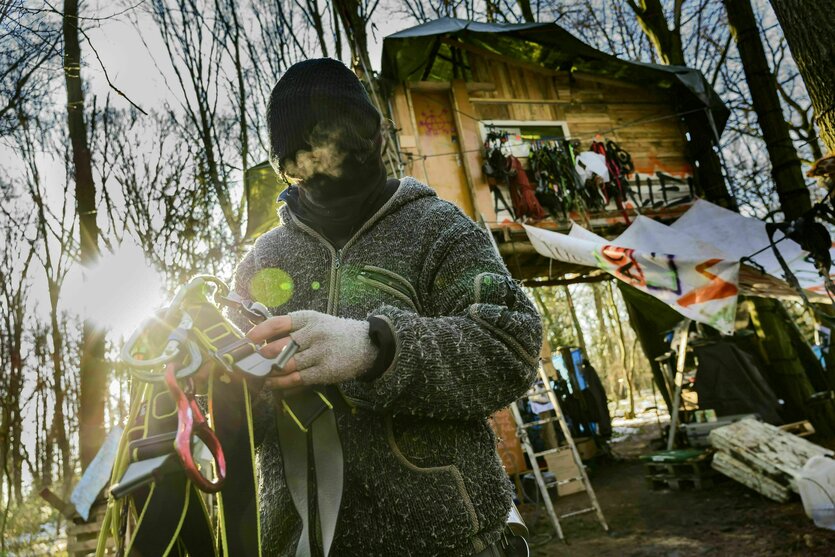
xmin=268 ymin=58 xmax=381 ymax=169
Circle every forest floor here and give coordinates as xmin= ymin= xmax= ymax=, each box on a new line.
xmin=522 ymin=413 xmax=835 ymax=557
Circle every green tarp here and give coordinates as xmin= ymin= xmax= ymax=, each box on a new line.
xmin=244 ymin=161 xmax=285 ymax=242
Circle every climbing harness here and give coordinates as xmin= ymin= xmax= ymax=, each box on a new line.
xmin=97 ymin=276 xmax=343 ymax=556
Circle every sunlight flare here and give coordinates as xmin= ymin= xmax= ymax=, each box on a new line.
xmin=64 ymin=242 xmax=164 ymax=339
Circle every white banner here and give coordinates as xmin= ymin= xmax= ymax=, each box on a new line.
xmin=524 ymin=223 xmax=740 ymax=334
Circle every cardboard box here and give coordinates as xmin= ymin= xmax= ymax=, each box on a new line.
xmin=574 ymin=437 xmax=598 ymax=460
xmin=544 ymin=450 xmax=586 ymax=496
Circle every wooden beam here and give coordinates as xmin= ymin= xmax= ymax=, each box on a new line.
xmin=498 ymin=242 xmax=540 ymax=256
xmin=450 ymin=79 xmax=485 ymax=218
xmin=523 ymin=273 xmax=612 ymax=288
xmin=407 ymin=81 xmax=496 ymax=92
xmin=470 ymin=97 xmax=570 ymax=105
xmin=570 ymin=71 xmax=649 ymax=90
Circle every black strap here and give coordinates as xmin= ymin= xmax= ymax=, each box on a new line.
xmin=212 ymin=376 xmax=261 ymax=556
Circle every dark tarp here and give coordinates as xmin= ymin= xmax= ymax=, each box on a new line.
xmin=743 ymin=297 xmax=835 ymax=437
xmin=619 ymin=284 xmax=835 ymax=436
xmin=582 ymin=360 xmax=613 ymax=439
xmin=618 ymin=283 xmax=682 ymax=409
xmin=693 ymin=341 xmax=783 ymax=424
xmin=381 ymin=17 xmax=729 ymax=135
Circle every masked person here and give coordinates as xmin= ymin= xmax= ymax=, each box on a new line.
xmin=232 ymin=58 xmax=542 ymax=557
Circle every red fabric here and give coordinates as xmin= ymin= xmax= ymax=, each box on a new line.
xmin=507 ymin=155 xmax=546 ymax=221
xmin=591 ymin=141 xmax=631 ymax=224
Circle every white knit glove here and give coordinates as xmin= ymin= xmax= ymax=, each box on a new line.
xmin=288 ymin=310 xmax=378 ymax=386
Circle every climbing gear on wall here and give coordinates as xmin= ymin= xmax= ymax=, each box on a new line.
xmin=591 ymin=140 xmax=633 ymax=223
xmin=483 ymin=129 xmax=517 ymax=220
xmin=528 ymin=140 xmax=589 ymax=219
xmin=97 ymin=276 xmax=342 ymax=556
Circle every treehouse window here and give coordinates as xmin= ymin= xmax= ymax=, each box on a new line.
xmin=479 ymin=120 xmax=570 ymax=158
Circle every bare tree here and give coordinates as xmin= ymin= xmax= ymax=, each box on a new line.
xmin=103 ymin=107 xmax=225 ymax=283
xmin=605 ymin=281 xmax=635 ymax=418
xmin=334 ymin=0 xmax=380 ymax=76
xmin=0 ymin=215 xmax=36 ymax=518
xmin=63 ymin=0 xmax=108 ymax=469
xmin=0 ymin=1 xmax=60 ymax=137
xmin=621 ymin=0 xmax=735 ymax=210
xmin=769 ymin=0 xmax=835 ymax=153
xmin=149 ymin=0 xmax=244 ymax=250
xmin=724 ymin=0 xmax=809 ymax=221
xmin=624 ymin=0 xmax=685 ymax=64
xmin=16 ymin=111 xmax=77 ymax=495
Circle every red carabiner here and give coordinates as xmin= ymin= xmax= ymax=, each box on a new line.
xmin=164 ymin=363 xmax=227 ymax=493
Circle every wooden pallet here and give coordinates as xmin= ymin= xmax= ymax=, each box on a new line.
xmin=646 ymin=474 xmax=716 ymax=491
xmin=67 ymin=503 xmax=114 ymax=557
xmin=644 ymin=458 xmax=712 ymax=478
xmin=779 ymin=420 xmax=815 ymax=438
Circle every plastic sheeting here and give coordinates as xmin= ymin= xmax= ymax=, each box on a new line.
xmin=524 ymin=200 xmax=835 ymax=334
xmin=381 ymin=17 xmax=729 ymax=134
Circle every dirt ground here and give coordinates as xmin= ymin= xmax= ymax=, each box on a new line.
xmin=520 ymin=417 xmax=835 ymax=556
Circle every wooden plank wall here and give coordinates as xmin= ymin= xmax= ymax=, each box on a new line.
xmin=467 ymin=51 xmax=693 ymax=177
xmin=391 ymin=84 xmax=475 ymax=216
xmin=389 ymin=48 xmax=695 ymax=222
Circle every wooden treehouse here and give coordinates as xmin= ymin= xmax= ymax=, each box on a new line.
xmin=380 ymin=18 xmax=733 ymax=284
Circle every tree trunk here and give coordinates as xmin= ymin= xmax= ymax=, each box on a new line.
xmin=49 ymin=283 xmax=73 ymax=495
xmin=769 ymin=0 xmax=835 ymax=153
xmin=334 ymin=0 xmax=369 ymax=75
xmin=592 ymin=282 xmax=618 ymax=393
xmin=516 ymin=0 xmax=535 ymax=22
xmin=626 ymin=0 xmax=685 ymax=65
xmin=63 ymin=0 xmax=107 ymax=469
xmin=562 ymin=285 xmax=588 ymax=356
xmin=607 ymin=282 xmax=635 ymax=418
xmin=725 ymin=0 xmax=810 ymax=221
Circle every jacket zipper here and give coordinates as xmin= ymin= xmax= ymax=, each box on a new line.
xmin=284 ymin=189 xmax=404 ymax=316
xmin=331 ymin=249 xmax=342 ymax=314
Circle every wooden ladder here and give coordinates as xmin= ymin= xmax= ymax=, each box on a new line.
xmin=510 ymin=362 xmax=609 ymax=542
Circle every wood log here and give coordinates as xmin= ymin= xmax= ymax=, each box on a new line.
xmin=708 ymin=418 xmax=833 ymax=492
xmin=711 ymin=450 xmax=792 ymax=503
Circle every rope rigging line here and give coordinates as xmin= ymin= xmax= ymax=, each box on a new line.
xmin=397 ymin=98 xmax=712 ymax=163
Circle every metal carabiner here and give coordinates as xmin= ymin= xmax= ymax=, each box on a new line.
xmin=121 ymin=315 xmax=182 ymax=370
xmin=164 ymin=363 xmax=226 ymax=493
xmin=124 ymin=319 xmax=204 ymax=384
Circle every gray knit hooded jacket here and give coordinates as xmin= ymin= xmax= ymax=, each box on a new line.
xmin=232 ymin=177 xmax=542 ymax=556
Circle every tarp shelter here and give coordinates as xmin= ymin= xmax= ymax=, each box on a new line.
xmin=525 ymin=200 xmax=835 ymax=435
xmin=381 ymin=18 xmax=728 ymax=134
xmin=524 ymin=199 xmax=835 ymax=335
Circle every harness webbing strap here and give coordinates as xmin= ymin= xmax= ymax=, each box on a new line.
xmin=124 ymin=383 xmax=218 ymax=557
xmin=276 ymin=389 xmax=344 ymax=557
xmin=311 ymin=408 xmax=343 ymax=556
xmin=101 ymin=276 xmax=348 ymax=557
xmin=276 ymin=412 xmax=311 ymax=557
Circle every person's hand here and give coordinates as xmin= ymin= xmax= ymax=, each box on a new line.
xmin=247 ymin=310 xmax=378 ymax=390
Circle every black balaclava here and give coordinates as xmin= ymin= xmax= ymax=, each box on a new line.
xmin=268 ymin=58 xmax=393 ymax=247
